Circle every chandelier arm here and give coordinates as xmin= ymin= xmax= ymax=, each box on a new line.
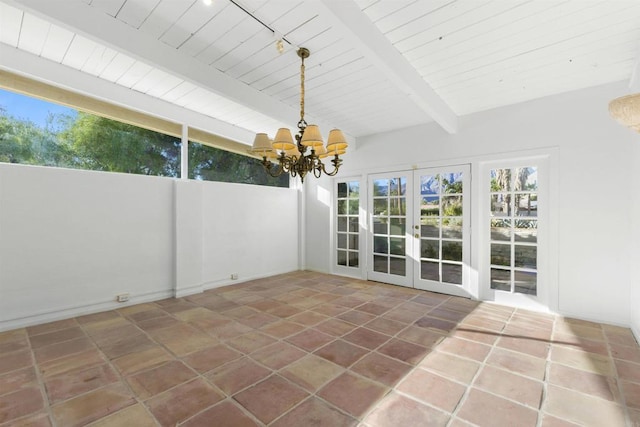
xmin=262 ymin=160 xmax=285 ymax=178
xmin=323 ymin=167 xmax=341 ymax=177
xmin=261 ymin=155 xmax=298 ymax=178
xmin=253 ymin=47 xmax=345 ymax=182
xmin=319 ymin=155 xmax=342 ymax=177
xmin=264 ymin=166 xmax=284 ymax=178
xmin=312 ymin=153 xmax=324 ymax=178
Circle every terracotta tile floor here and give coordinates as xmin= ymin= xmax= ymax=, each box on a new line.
xmin=1 ymin=271 xmax=639 ymax=426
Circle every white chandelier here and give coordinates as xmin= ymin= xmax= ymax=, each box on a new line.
xmin=251 ymin=47 xmax=347 ymax=182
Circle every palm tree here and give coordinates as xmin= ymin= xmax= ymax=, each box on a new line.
xmin=492 ymin=169 xmax=511 ymax=215
xmin=514 ymin=167 xmax=533 ymax=216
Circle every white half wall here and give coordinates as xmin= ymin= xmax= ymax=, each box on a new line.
xmin=308 ymin=81 xmax=636 ymax=327
xmin=200 ymin=181 xmax=299 ymax=288
xmin=174 ymin=180 xmax=203 ymax=298
xmin=0 ymin=163 xmax=299 ymax=331
xmin=0 ymin=164 xmax=175 ymax=330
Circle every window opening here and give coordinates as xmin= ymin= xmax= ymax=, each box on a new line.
xmin=188 ymin=141 xmax=289 ymax=187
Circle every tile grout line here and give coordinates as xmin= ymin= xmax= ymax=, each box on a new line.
xmin=176 ymin=280 xmax=368 ymax=426
xmin=445 ymin=304 xmax=515 ymax=426
xmin=78 ymin=313 xmax=160 ymax=427
xmin=3 ymin=272 xmax=638 ymax=426
xmin=536 ymin=310 xmax=556 ymax=427
xmin=225 ymin=280 xmax=382 ymax=425
xmin=540 ymin=317 xmax=634 ymax=426
xmin=28 ymin=328 xmax=57 ymax=427
xmin=3 ymin=286 xmax=470 ymax=426
xmin=173 ymin=287 xmax=309 ymax=427
xmin=605 ymin=327 xmax=633 ymax=427
xmin=266 ymin=288 xmax=474 ymax=425
xmin=266 ymin=284 xmax=434 ymax=424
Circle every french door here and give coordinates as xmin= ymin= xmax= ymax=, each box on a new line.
xmin=482 ymin=158 xmax=551 ymax=311
xmin=367 ymin=173 xmax=413 ymax=287
xmin=413 ymin=166 xmax=470 ymax=297
xmin=367 ymin=165 xmax=470 ymax=296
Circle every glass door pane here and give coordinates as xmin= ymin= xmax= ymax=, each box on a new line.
xmin=335 ymin=179 xmax=361 ymax=273
xmin=414 ymin=166 xmax=470 ymax=297
xmin=368 ymin=173 xmax=412 ymax=287
xmin=489 ymin=166 xmax=538 ymax=295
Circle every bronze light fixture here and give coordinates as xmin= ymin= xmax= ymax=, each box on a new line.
xmin=251 ymin=47 xmax=347 ymax=182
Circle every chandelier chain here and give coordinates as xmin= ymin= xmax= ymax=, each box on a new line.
xmin=251 ymin=47 xmax=346 ymax=183
xmin=299 ymin=56 xmax=305 ymax=127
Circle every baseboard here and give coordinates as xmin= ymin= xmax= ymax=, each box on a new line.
xmin=328 ymin=267 xmax=366 ymax=281
xmin=632 ymin=323 xmax=640 ymax=346
xmin=1 ymin=270 xmax=301 ymax=332
xmin=553 ymin=303 xmax=635 ymax=327
xmin=202 ymin=268 xmax=299 ymax=291
xmin=0 ymin=289 xmax=173 ymax=333
xmin=174 ymin=283 xmax=203 ymax=298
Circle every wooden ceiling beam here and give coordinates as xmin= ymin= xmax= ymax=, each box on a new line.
xmin=316 ymin=0 xmax=459 ymax=134
xmin=4 ymin=0 xmax=337 ymax=140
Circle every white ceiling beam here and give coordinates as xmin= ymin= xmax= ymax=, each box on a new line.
xmin=316 ymin=0 xmax=458 ymax=134
xmin=629 ymin=42 xmax=640 ymax=92
xmin=6 ymin=0 xmax=337 ymax=136
xmin=0 ymin=43 xmax=257 ymax=145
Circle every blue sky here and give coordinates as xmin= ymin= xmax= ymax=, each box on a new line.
xmin=0 ymin=88 xmax=77 ymax=130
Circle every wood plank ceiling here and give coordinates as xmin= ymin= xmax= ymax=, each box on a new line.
xmin=1 ymin=0 xmax=640 ymax=143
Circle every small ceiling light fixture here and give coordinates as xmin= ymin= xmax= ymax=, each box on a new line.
xmin=251 ymin=47 xmax=347 ymax=182
xmin=203 ymin=0 xmax=213 ymax=5
xmin=609 ymin=93 xmax=640 ymax=132
xmin=276 ymin=39 xmax=284 ymax=54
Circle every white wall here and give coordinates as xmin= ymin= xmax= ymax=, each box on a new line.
xmin=307 ymin=81 xmax=637 ymax=326
xmin=632 ymin=136 xmax=640 ymax=342
xmin=0 ymin=164 xmax=175 ymax=330
xmin=175 ymin=180 xmax=203 ymax=297
xmin=201 ymin=181 xmax=299 ymax=287
xmin=0 ymin=164 xmax=299 ymax=331
xmin=303 ymin=175 xmax=332 ymax=273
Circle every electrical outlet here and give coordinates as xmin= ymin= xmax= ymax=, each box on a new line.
xmin=116 ymin=293 xmax=129 ymax=303
xmin=230 ymin=273 xmax=238 ymax=280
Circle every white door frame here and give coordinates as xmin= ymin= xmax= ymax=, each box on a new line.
xmin=332 ymin=176 xmax=365 ymax=279
xmin=412 ymin=165 xmax=472 ymax=297
xmin=478 ymin=155 xmax=556 ymax=312
xmin=367 ymin=171 xmax=413 ymax=287
xmin=333 ymin=148 xmax=558 ymax=313
xmin=364 ymin=166 xmax=471 ymax=296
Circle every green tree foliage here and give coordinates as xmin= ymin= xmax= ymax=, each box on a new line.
xmin=189 ymin=142 xmax=289 ymax=187
xmin=60 ymin=113 xmax=180 ymax=177
xmin=0 ymin=111 xmax=32 ymax=163
xmin=0 ymin=106 xmax=287 ymax=187
xmin=0 ymin=108 xmax=73 ymax=166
